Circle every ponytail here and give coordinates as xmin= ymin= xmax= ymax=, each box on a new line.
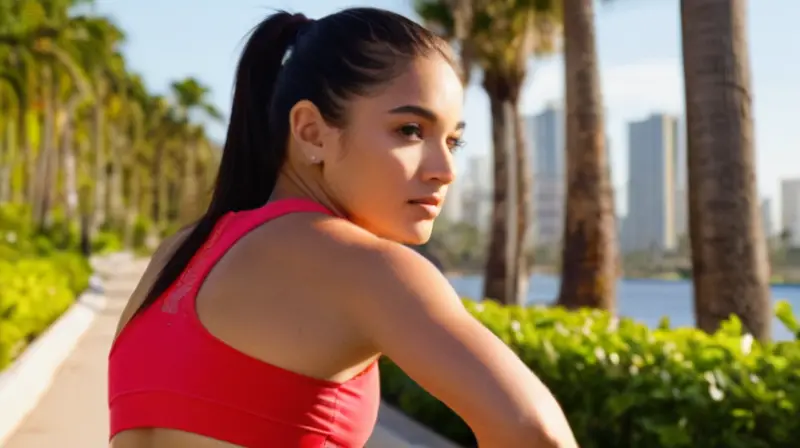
xmin=135 ymin=12 xmax=313 ymax=315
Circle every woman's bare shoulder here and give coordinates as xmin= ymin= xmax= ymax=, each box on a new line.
xmin=113 ymin=224 xmax=197 ymax=339
xmin=291 ymin=215 xmax=449 ymax=298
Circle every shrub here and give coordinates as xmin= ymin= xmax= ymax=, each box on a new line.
xmin=0 ymin=256 xmax=91 ymax=369
xmin=132 ymin=214 xmax=154 ymax=250
xmin=91 ymin=230 xmax=123 ymax=255
xmin=380 ymin=299 xmax=800 ymax=448
xmin=0 ymin=205 xmax=93 ymax=370
xmin=48 ymin=252 xmax=93 ymax=294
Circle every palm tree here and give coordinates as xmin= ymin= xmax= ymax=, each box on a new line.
xmin=0 ymin=57 xmax=27 ymax=203
xmin=73 ymin=15 xmax=126 ymax=233
xmin=556 ymin=0 xmax=618 ymax=312
xmin=169 ymin=77 xmax=222 ymax=223
xmin=0 ymin=0 xmax=222 ymax=254
xmin=680 ymin=0 xmax=771 ymax=341
xmin=416 ymin=0 xmax=560 ymax=305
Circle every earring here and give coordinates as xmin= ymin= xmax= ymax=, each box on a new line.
xmin=309 ymin=155 xmax=318 ymax=164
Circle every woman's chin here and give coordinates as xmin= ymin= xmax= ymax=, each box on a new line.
xmin=397 ymin=221 xmax=434 ymax=246
xmin=370 ymin=219 xmax=435 ymax=245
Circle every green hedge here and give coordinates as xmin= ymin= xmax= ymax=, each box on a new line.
xmin=0 ymin=205 xmax=94 ymax=370
xmin=380 ymin=299 xmax=800 ymax=448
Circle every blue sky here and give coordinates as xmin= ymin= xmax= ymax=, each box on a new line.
xmin=92 ymin=0 xmax=799 ymax=219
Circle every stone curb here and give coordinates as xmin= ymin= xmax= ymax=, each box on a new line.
xmin=0 ymin=268 xmax=107 ymax=446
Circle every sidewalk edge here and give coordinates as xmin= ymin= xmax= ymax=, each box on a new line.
xmin=0 ymin=278 xmax=107 ymax=446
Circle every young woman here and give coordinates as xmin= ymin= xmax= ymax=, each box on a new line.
xmin=108 ymin=7 xmax=578 ymax=448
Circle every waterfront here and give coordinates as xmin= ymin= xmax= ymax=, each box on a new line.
xmin=449 ymin=275 xmax=800 ymax=340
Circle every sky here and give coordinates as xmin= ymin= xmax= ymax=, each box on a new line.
xmin=90 ymin=0 xmax=800 ymax=221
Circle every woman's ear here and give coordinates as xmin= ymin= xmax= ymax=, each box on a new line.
xmin=289 ymin=100 xmax=327 ymax=165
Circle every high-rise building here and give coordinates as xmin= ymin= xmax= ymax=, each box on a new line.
xmin=675 ymin=188 xmax=688 ymax=238
xmin=781 ymin=179 xmax=800 ymax=246
xmin=673 ymin=118 xmax=688 ymax=239
xmin=761 ymin=197 xmax=773 ymax=240
xmin=461 ymin=155 xmax=493 ymax=230
xmin=622 ymin=113 xmax=680 ymax=253
xmin=441 ymin=175 xmax=464 ymax=223
xmin=526 ymin=104 xmax=565 ymax=248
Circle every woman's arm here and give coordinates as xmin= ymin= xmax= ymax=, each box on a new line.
xmin=332 ymin=236 xmax=578 ymax=448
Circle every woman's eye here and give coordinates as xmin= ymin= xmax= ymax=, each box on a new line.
xmin=447 ymin=137 xmax=466 ymax=152
xmin=397 ymin=124 xmax=465 ymax=153
xmin=398 ymin=124 xmax=423 ymax=140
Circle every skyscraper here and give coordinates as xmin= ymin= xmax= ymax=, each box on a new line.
xmin=441 ymin=174 xmax=464 ymax=223
xmin=781 ymin=179 xmax=800 ymax=246
xmin=623 ymin=113 xmax=680 ymax=253
xmin=674 ymin=118 xmax=688 ymax=239
xmin=460 ymin=155 xmax=492 ymax=230
xmin=761 ymin=197 xmax=773 ymax=240
xmin=675 ymin=188 xmax=688 ymax=238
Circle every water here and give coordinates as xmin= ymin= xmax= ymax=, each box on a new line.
xmin=448 ymin=274 xmax=800 ymax=341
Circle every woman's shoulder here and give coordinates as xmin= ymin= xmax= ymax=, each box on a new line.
xmin=285 ymin=215 xmax=448 ymax=296
xmin=266 ymin=213 xmax=414 ymax=261
xmin=244 ymin=212 xmax=437 ymax=282
xmin=112 ymin=223 xmax=198 ymax=339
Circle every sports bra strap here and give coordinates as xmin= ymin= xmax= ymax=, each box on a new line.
xmin=160 ymin=198 xmax=334 ymax=314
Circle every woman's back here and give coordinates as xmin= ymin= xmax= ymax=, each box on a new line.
xmin=109 ymin=200 xmax=380 ymax=447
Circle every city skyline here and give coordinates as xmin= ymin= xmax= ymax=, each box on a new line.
xmin=450 ymin=106 xmax=793 ymax=252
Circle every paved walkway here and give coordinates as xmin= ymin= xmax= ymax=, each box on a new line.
xmin=4 ymin=258 xmax=148 ymax=448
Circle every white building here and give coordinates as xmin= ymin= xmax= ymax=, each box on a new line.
xmin=460 ymin=155 xmax=493 ymax=231
xmin=441 ymin=175 xmax=464 ymax=223
xmin=526 ymin=104 xmax=565 ymax=248
xmin=622 ymin=113 xmax=680 ymax=253
xmin=781 ymin=179 xmax=800 ymax=246
xmin=761 ymin=197 xmax=773 ymax=240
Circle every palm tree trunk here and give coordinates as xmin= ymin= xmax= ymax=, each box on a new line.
xmin=0 ymin=92 xmax=10 ymax=203
xmin=60 ymin=95 xmax=81 ymax=229
xmin=23 ymin=108 xmax=36 ymax=204
xmin=21 ymin=66 xmax=37 ymax=205
xmin=123 ymin=168 xmax=141 ymax=248
xmin=12 ymin=97 xmax=27 ymax=204
xmin=557 ymin=0 xmax=618 ymax=312
xmin=92 ymin=94 xmax=106 ymax=233
xmin=50 ymin=92 xmax=65 ymax=218
xmin=181 ymin=141 xmax=198 ymax=223
xmin=0 ymin=69 xmax=26 ymax=204
xmin=33 ymin=65 xmax=55 ymax=229
xmin=152 ymin=144 xmax=168 ymax=230
xmin=7 ymin=95 xmax=23 ymax=204
xmin=167 ymin=177 xmax=179 ymax=223
xmin=77 ymin=139 xmax=92 ymax=256
xmin=680 ymin=0 xmax=771 ymax=341
xmin=482 ymin=71 xmax=515 ymax=304
xmin=107 ymin=132 xmax=125 ymax=227
xmin=511 ymin=101 xmax=533 ymax=306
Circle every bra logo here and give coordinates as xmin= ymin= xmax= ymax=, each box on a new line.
xmin=161 ymin=220 xmax=229 ymax=314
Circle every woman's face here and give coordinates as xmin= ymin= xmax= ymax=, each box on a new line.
xmin=321 ymin=55 xmax=464 ymax=245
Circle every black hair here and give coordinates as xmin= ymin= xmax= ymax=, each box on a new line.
xmin=135 ymin=8 xmax=455 ymax=315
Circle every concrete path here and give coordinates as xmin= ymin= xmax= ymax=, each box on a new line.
xmin=4 ymin=258 xmax=148 ymax=448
